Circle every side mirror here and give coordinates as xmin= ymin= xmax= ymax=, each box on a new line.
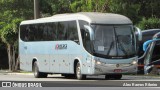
xmin=134 ymin=27 xmax=142 ymax=41
xmin=84 ymin=25 xmax=94 ymax=40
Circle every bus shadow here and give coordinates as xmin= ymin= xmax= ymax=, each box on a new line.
xmin=47 ymin=75 xmax=130 ymax=80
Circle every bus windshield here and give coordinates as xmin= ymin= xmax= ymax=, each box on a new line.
xmin=92 ymin=25 xmax=136 ymax=59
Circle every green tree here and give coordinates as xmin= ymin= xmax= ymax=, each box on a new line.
xmin=0 ymin=18 xmax=23 ymax=71
xmin=0 ymin=0 xmax=34 ymax=19
xmin=70 ymin=0 xmax=109 ymax=12
xmin=0 ymin=0 xmax=32 ymax=71
xmin=108 ymin=0 xmax=141 ymax=24
xmin=138 ymin=0 xmax=160 ymax=18
xmin=40 ymin=0 xmax=72 ymax=16
xmin=137 ymin=17 xmax=160 ymax=30
xmin=108 ymin=0 xmax=160 ymax=27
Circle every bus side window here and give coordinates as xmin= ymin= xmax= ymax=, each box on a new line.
xmin=79 ymin=20 xmax=91 ymax=53
xmin=63 ymin=22 xmax=68 ymax=40
xmin=47 ymin=22 xmax=57 ymax=40
xmin=20 ymin=25 xmax=28 ymax=41
xmin=20 ymin=25 xmax=34 ymax=41
xmin=27 ymin=25 xmax=34 ymax=41
xmin=57 ymin=22 xmax=67 ymax=40
xmin=68 ymin=21 xmax=79 ymax=44
xmin=84 ymin=31 xmax=92 ymax=53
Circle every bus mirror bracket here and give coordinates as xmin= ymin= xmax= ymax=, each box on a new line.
xmin=134 ymin=26 xmax=142 ymax=41
xmin=84 ymin=25 xmax=94 ymax=40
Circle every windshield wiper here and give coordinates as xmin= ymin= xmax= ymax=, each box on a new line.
xmin=117 ymin=36 xmax=128 ymax=57
xmin=114 ymin=27 xmax=128 ymax=57
xmin=107 ymin=41 xmax=114 ymax=56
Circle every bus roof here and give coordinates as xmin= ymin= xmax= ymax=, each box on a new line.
xmin=21 ymin=12 xmax=132 ymax=25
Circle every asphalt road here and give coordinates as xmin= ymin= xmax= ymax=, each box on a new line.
xmin=0 ymin=74 xmax=160 ymax=85
xmin=0 ymin=73 xmax=160 ymax=81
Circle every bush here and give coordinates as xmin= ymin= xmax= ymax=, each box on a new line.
xmin=137 ymin=17 xmax=160 ymax=30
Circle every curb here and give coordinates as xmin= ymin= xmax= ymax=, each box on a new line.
xmin=7 ymin=72 xmax=33 ymax=75
xmin=0 ymin=70 xmax=33 ymax=76
xmin=0 ymin=72 xmax=62 ymax=76
xmin=0 ymin=72 xmax=33 ymax=76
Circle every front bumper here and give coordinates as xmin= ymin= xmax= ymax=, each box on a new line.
xmin=93 ymin=63 xmax=137 ymax=75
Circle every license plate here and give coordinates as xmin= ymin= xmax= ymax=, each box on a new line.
xmin=114 ymin=69 xmax=122 ymax=73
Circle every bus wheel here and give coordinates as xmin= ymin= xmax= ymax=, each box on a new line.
xmin=76 ymin=62 xmax=86 ymax=80
xmin=33 ymin=61 xmax=48 ymax=78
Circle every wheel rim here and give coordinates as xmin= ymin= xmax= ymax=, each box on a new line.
xmin=76 ymin=63 xmax=81 ymax=78
xmin=34 ymin=64 xmax=38 ymax=77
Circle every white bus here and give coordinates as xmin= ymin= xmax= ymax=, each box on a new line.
xmin=19 ymin=12 xmax=142 ymax=80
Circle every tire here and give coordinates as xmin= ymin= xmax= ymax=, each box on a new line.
xmin=33 ymin=61 xmax=48 ymax=78
xmin=76 ymin=62 xmax=86 ymax=80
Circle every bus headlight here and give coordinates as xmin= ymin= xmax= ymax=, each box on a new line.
xmin=96 ymin=61 xmax=102 ymax=65
xmin=131 ymin=60 xmax=137 ymax=65
xmin=93 ymin=60 xmax=102 ymax=65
